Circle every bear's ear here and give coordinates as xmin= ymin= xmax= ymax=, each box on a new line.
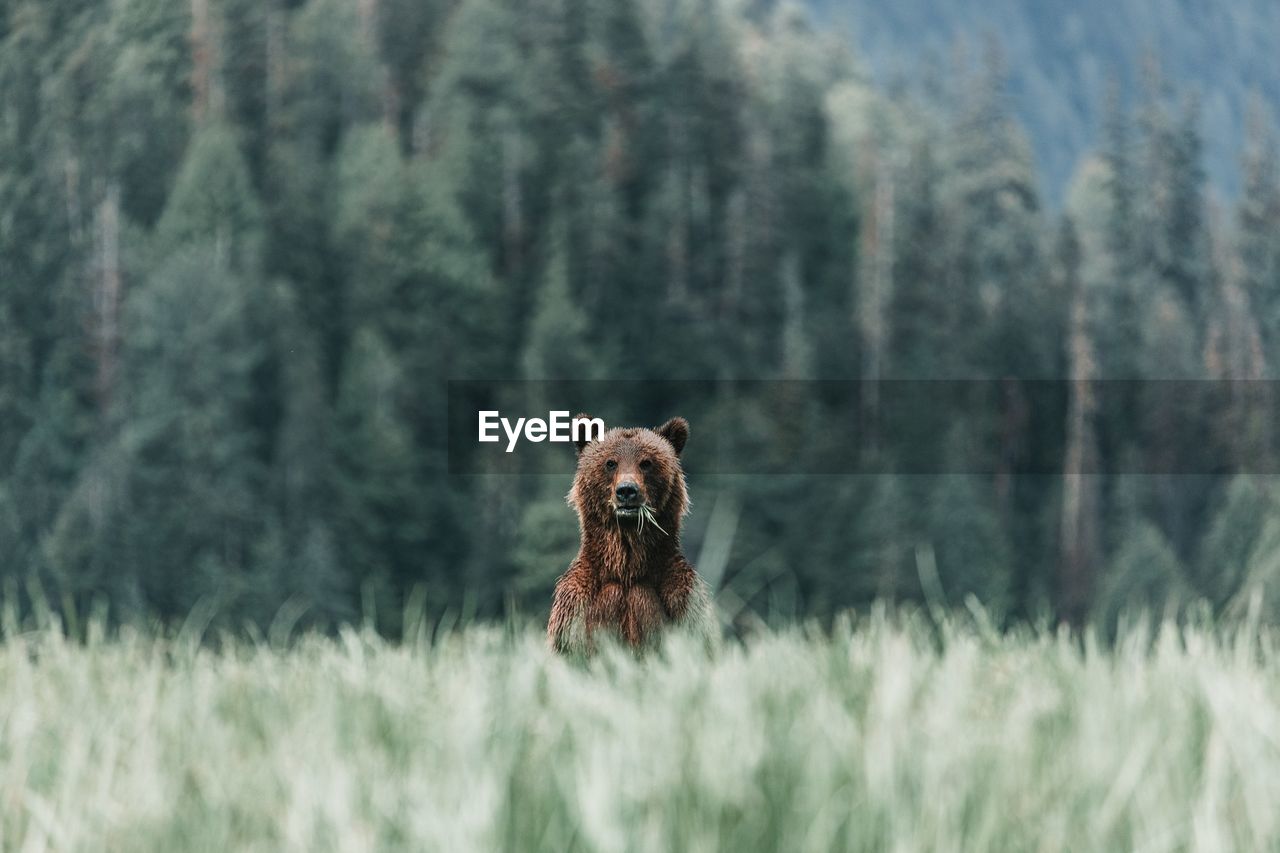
xmin=571 ymin=413 xmax=602 ymax=456
xmin=655 ymin=417 xmax=689 ymax=456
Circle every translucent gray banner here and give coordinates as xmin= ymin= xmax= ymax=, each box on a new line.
xmin=447 ymin=380 xmax=1275 ymax=475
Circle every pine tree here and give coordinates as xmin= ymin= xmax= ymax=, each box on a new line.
xmin=280 ymin=0 xmax=383 ymax=156
xmin=267 ymin=279 xmax=350 ymax=624
xmin=111 ymin=247 xmax=266 ymax=619
xmin=887 ymin=136 xmax=949 ymax=379
xmin=334 ymin=123 xmax=412 ymax=328
xmin=156 ymin=123 xmax=263 ymax=273
xmin=1096 ymin=518 xmax=1188 ymax=632
xmin=509 ymin=478 xmax=581 ymax=613
xmin=945 ymin=46 xmax=1052 ymax=378
xmin=0 ymin=302 xmax=32 ymax=469
xmin=1134 ymin=70 xmax=1212 ymax=327
xmin=926 ymin=473 xmax=1013 ymax=613
xmin=1098 ymin=80 xmax=1141 ymax=378
xmin=1237 ymin=103 xmax=1280 ymax=371
xmin=331 ymin=326 xmax=422 ymax=632
xmin=847 ymin=474 xmax=916 ymax=606
xmin=523 ymin=214 xmax=595 ymax=380
xmin=1194 ymin=475 xmax=1271 ymax=609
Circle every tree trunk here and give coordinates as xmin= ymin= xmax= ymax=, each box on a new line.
xmin=190 ymin=0 xmax=223 ymax=121
xmin=502 ymin=129 xmax=525 ymax=284
xmin=858 ymin=148 xmax=894 ymax=448
xmin=92 ymin=181 xmax=122 ymax=415
xmin=1058 ymin=217 xmax=1099 ymax=625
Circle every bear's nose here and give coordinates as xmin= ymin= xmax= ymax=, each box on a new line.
xmin=615 ymin=482 xmax=640 ymax=505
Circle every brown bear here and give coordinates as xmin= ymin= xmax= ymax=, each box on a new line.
xmin=547 ymin=415 xmax=714 ymax=654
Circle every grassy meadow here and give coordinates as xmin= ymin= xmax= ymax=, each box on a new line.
xmin=2 ymin=607 xmax=1279 ymax=852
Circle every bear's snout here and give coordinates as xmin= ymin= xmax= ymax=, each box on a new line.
xmin=615 ymin=481 xmax=641 ymax=507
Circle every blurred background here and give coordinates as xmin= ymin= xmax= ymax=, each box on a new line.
xmin=2 ymin=0 xmax=1280 ymax=635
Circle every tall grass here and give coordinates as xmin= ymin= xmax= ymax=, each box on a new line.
xmin=2 ymin=606 xmax=1279 ymax=851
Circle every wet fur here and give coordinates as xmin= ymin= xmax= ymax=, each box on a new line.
xmin=548 ymin=418 xmax=712 ymax=653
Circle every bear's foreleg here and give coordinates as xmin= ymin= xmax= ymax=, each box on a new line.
xmin=547 ymin=571 xmax=592 ymax=654
xmin=658 ymin=560 xmax=697 ymax=621
xmin=660 ymin=562 xmax=718 ymax=652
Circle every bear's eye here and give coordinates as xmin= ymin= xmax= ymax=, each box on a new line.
xmin=605 ymin=459 xmax=617 ymax=471
xmin=638 ymin=459 xmax=652 ymax=472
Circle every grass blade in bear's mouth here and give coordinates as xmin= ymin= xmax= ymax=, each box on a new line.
xmin=638 ymin=504 xmax=668 ymax=536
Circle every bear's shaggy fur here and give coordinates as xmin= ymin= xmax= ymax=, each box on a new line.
xmin=547 ymin=416 xmax=714 ymax=654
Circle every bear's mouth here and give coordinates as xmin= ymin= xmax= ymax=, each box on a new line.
xmin=611 ymin=503 xmax=670 ymax=535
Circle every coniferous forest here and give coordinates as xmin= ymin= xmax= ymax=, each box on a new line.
xmin=3 ymin=0 xmax=1280 ymax=634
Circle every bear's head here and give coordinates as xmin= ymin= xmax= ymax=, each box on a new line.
xmin=567 ymin=415 xmax=689 ymax=536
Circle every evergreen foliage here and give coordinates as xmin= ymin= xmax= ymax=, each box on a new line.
xmin=1 ymin=0 xmax=1277 ymax=631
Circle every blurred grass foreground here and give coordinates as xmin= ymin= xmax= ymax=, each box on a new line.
xmin=3 ymin=608 xmax=1280 ymax=852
